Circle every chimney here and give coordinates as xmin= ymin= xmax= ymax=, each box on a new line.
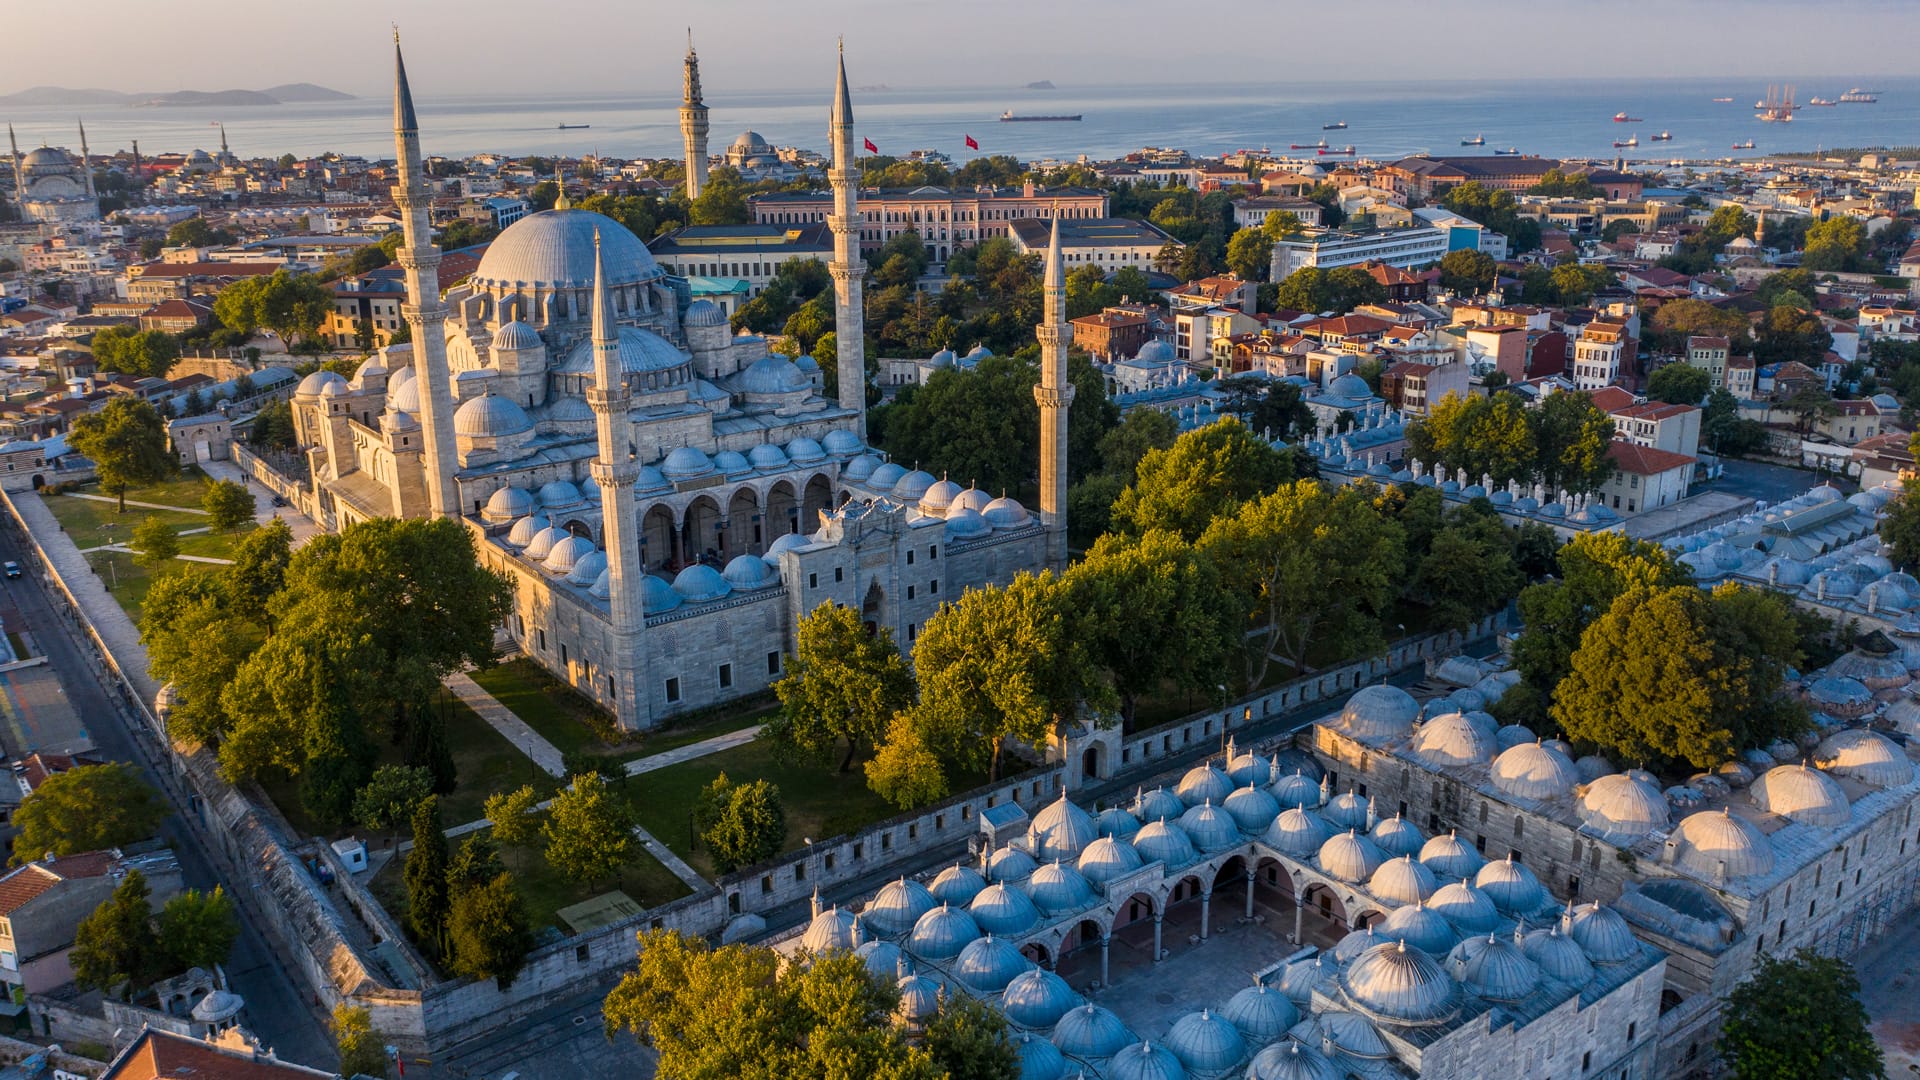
xmin=1023 ymin=179 xmax=1036 ymax=198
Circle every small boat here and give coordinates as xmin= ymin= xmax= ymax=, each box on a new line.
xmin=1650 ymin=131 xmax=1673 ymax=142
xmin=1712 ymin=97 xmax=1734 ymax=103
xmin=1612 ymin=135 xmax=1638 ymax=148
xmin=1493 ymin=147 xmax=1519 ymax=155
xmin=1612 ymin=111 xmax=1643 ymax=122
xmin=1317 ymin=145 xmax=1355 ymax=156
xmin=557 ymin=123 xmax=591 ymax=130
xmin=1806 ymin=97 xmax=1838 ymax=107
xmin=1291 ymin=139 xmax=1328 ymax=150
xmin=1461 ymin=134 xmax=1485 ymax=146
xmin=1323 ymin=121 xmax=1347 ymax=130
xmin=1732 ymin=138 xmax=1756 ymax=150
xmin=999 ymin=111 xmax=1081 ymax=121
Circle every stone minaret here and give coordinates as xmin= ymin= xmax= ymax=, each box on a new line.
xmin=588 ymin=230 xmax=646 ymax=729
xmin=218 ymin=123 xmax=230 ymax=165
xmin=77 ymin=121 xmax=95 ymax=202
xmin=1034 ymin=214 xmax=1074 ymax=569
xmin=7 ymin=125 xmax=24 ymax=218
xmin=680 ymin=31 xmax=709 ymax=201
xmin=392 ymin=36 xmax=460 ymax=518
xmin=829 ymin=42 xmax=867 ymax=436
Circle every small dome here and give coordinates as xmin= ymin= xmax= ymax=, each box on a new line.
xmin=671 ymin=563 xmax=732 ymax=603
xmin=984 ymin=496 xmax=1032 ymax=529
xmin=1323 ymin=789 xmax=1370 ymax=831
xmin=542 ymin=533 xmax=595 ymax=574
xmin=929 ymin=863 xmax=988 ymax=906
xmin=1027 ymin=861 xmax=1095 ymax=916
xmin=864 ymin=877 xmax=937 ymax=937
xmin=907 ymin=903 xmax=980 ymax=960
xmin=1134 ymin=339 xmax=1176 ymax=363
xmin=722 ymin=554 xmax=777 ymax=590
xmin=843 ymin=452 xmax=880 ymax=481
xmin=1132 ymin=818 xmax=1197 ymax=866
xmin=1226 ymin=750 xmax=1267 ymax=787
xmin=1051 ymin=1003 xmax=1134 ymax=1060
xmin=683 ymin=298 xmax=727 ymax=327
xmin=1339 ymin=684 xmax=1419 ymax=741
xmin=1270 ymin=770 xmax=1321 ymax=811
xmin=1318 ymin=829 xmax=1386 ymax=883
xmin=640 ymin=574 xmax=681 ymax=614
xmin=1370 ymin=813 xmax=1425 ymax=858
xmin=1015 ymin=1034 xmax=1068 ymax=1080
xmin=1670 ymin=809 xmax=1775 ymax=880
xmin=634 ymin=465 xmax=671 ymax=492
xmin=661 ymin=446 xmax=715 ymax=480
xmin=920 ymin=478 xmax=964 ymax=511
xmin=786 ymin=436 xmax=827 ymax=464
xmin=1327 ymin=372 xmax=1372 ymax=399
xmin=1178 ymin=800 xmax=1243 ymax=853
xmin=523 ymin=525 xmax=563 ymax=561
xmin=736 ymin=355 xmax=810 ymax=395
xmin=1245 ymin=1040 xmax=1340 ymax=1080
xmin=537 ymin=479 xmax=584 ymax=509
xmin=951 ymin=486 xmax=993 ymax=514
xmin=1418 ymin=831 xmax=1484 ymax=879
xmin=486 ymin=486 xmax=536 ymax=520
xmin=1078 ymin=835 xmax=1145 ymax=884
xmin=1522 ymin=926 xmax=1595 ymax=984
xmin=763 ymin=532 xmax=811 ymax=564
xmin=868 ymin=461 xmax=909 ymax=488
xmin=564 ymin=548 xmax=607 ymax=586
xmin=1332 ymin=925 xmax=1383 ymax=965
xmin=1030 ymin=791 xmax=1099 ymax=862
xmin=1495 ymin=724 xmax=1536 ymax=751
xmin=892 ymin=469 xmax=937 ymax=501
xmin=747 ymin=443 xmax=791 ymax=471
xmin=386 ymin=371 xmax=422 ymax=413
xmin=1474 ymin=856 xmax=1547 ymax=916
xmin=1815 ymin=728 xmax=1914 ymax=788
xmin=1491 ymin=741 xmax=1580 ymax=801
xmin=1175 ymin=763 xmax=1235 ymax=808
xmin=1427 ymin=881 xmax=1499 ymax=934
xmin=969 ymin=882 xmax=1040 ymax=937
xmin=589 ymin=569 xmax=612 ymax=599
xmin=1382 ymin=901 xmax=1458 ymax=956
xmin=1163 ymin=1010 xmax=1244 ymax=1075
xmin=1133 ymin=786 xmax=1186 ymax=822
xmin=1369 ymin=854 xmax=1439 ymax=906
xmin=1412 ymin=712 xmax=1494 ymax=768
xmin=1263 ymin=807 xmax=1334 ymax=859
xmin=1750 ymin=764 xmax=1850 ymax=827
xmin=895 ymin=973 xmax=941 ymax=1024
xmin=1106 ymin=1041 xmax=1185 ymax=1080
xmin=1575 ymin=754 xmax=1614 ymax=783
xmin=1097 ymin=806 xmax=1142 ymax=841
xmin=1447 ymin=933 xmax=1541 ymax=1002
xmin=1341 ymin=940 xmax=1456 ymax=1024
xmin=985 ymin=845 xmax=1038 ymax=884
xmin=191 ymin=989 xmax=245 ymax=1023
xmin=1223 ymin=784 xmax=1282 ymax=834
xmin=492 ymin=320 xmax=543 ymax=350
xmin=854 ymin=940 xmax=905 ymax=982
xmin=954 ymin=934 xmax=1032 ymax=993
xmin=296 ymin=370 xmax=348 ymax=397
xmin=1579 ymin=773 xmax=1670 ymax=842
xmin=1222 ymin=983 xmax=1300 ymax=1042
xmin=943 ymin=508 xmax=991 ymax=539
xmin=713 ymin=449 xmax=752 ymax=476
xmin=801 ymin=906 xmax=865 ymax=952
xmin=821 ymin=428 xmax=862 ymax=456
xmin=1564 ymin=902 xmax=1640 ymax=965
xmin=1004 ymin=968 xmax=1080 ymax=1029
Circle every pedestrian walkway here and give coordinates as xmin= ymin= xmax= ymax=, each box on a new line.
xmin=198 ymin=459 xmax=322 ymax=547
xmin=623 ymin=723 xmax=765 ymax=777
xmin=407 ymin=791 xmax=711 ymax=891
xmin=443 ymin=670 xmax=567 ymax=778
xmin=10 ymin=493 xmax=160 ymax=707
xmin=61 ymin=492 xmax=208 ymax=514
xmin=75 ymin=543 xmax=233 ymax=567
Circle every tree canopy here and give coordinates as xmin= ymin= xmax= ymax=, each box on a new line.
xmin=1718 ymin=949 xmax=1884 ymax=1080
xmin=71 ymin=870 xmax=161 ymax=998
xmin=67 ymin=397 xmax=173 ymax=512
xmin=202 ymin=478 xmax=255 ymax=530
xmin=699 ymin=776 xmax=787 ymax=873
xmin=770 ymin=602 xmax=915 ymax=772
xmin=1271 ymin=265 xmax=1386 ymax=314
xmin=543 ymin=772 xmax=637 ymax=884
xmin=90 ymin=326 xmax=181 ymax=379
xmin=11 ymin=762 xmax=166 ymax=864
xmin=1111 ymin=417 xmax=1301 ymax=541
xmin=1437 ymin=249 xmax=1497 ymax=296
xmin=211 ymin=270 xmax=332 ymax=345
xmin=1647 ymin=363 xmax=1711 ymax=405
xmin=1512 ymin=531 xmax=1692 ymax=696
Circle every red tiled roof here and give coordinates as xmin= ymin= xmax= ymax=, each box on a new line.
xmin=107 ymin=1029 xmax=338 ymax=1079
xmin=14 ymin=751 xmax=104 ymax=793
xmin=1302 ymin=314 xmax=1393 ymax=337
xmin=1687 ymin=335 xmax=1730 ymax=350
xmin=1607 ymin=440 xmax=1696 ymax=476
xmin=1585 ymin=387 xmax=1637 ymax=413
xmin=1613 ymin=401 xmax=1696 ymax=421
xmin=0 ymin=851 xmax=115 ymax=914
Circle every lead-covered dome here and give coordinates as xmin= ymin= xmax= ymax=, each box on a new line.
xmin=1271 ymin=770 xmax=1322 ymax=811
xmin=985 ymin=845 xmax=1037 ymax=884
xmin=1223 ymin=784 xmax=1282 ymax=834
xmin=1077 ymin=835 xmax=1144 ymax=884
xmin=542 ymin=530 xmax=595 ymax=574
xmin=1382 ymin=900 xmax=1458 ymax=956
xmin=491 ymin=319 xmax=543 ymax=350
xmin=1750 ymin=764 xmax=1851 ymax=826
xmin=1318 ymin=829 xmax=1386 ymax=882
xmin=1427 ymin=881 xmax=1499 ymax=934
xmin=1222 ymin=983 xmax=1299 ymax=1041
xmin=1030 ymin=791 xmax=1099 ymax=861
xmin=1165 ymin=1009 xmax=1245 ymax=1075
xmin=1815 ymin=728 xmax=1914 ymax=788
xmin=864 ymin=877 xmax=936 ymax=937
xmin=1670 ymin=809 xmax=1775 ymax=880
xmin=1369 ymin=854 xmax=1439 ymax=906
xmin=736 ymin=354 xmax=810 ymax=394
xmin=907 ymin=903 xmax=979 ymax=959
xmin=1245 ymin=1040 xmax=1339 ymax=1080
xmin=968 ymin=882 xmax=1040 ymax=937
xmin=1178 ymin=800 xmax=1242 ymax=853
xmin=801 ymin=906 xmax=865 ymax=952
xmin=470 ymin=209 xmax=664 ymax=290
xmin=1341 ymin=940 xmax=1456 ymax=1024
xmin=928 ymin=863 xmax=987 ymax=906
xmin=639 ymin=574 xmax=680 ymax=614
xmin=1578 ymin=773 xmax=1670 ymax=842
xmin=1015 ymin=1034 xmax=1068 ymax=1080
xmin=1051 ymin=1004 xmax=1134 ymax=1060
xmin=683 ymin=298 xmax=727 ymax=327
xmin=1370 ymin=813 xmax=1425 ymax=858
xmin=1474 ymin=856 xmax=1547 ymax=916
xmin=954 ymin=934 xmax=1032 ymax=993
xmin=1418 ymin=830 xmax=1484 ymax=879
xmin=1446 ymin=933 xmax=1540 ymax=1002
xmin=1097 ymin=806 xmax=1142 ymax=842
xmin=1133 ymin=786 xmax=1186 ymax=822
xmin=1338 ymin=685 xmax=1419 ymax=741
xmin=1003 ymin=968 xmax=1080 ymax=1029
xmin=485 ymin=486 xmax=536 ymax=520
xmin=1491 ymin=741 xmax=1580 ymax=800
xmin=1175 ymin=763 xmax=1234 ymax=808
xmin=1522 ymin=926 xmax=1595 ymax=984
xmin=1027 ymin=861 xmax=1094 ymax=916
xmin=1565 ymin=902 xmax=1640 ymax=965
xmin=1411 ymin=712 xmax=1495 ymax=768
xmin=1133 ymin=819 xmax=1197 ymax=866
xmin=722 ymin=554 xmax=777 ymax=590
xmin=671 ymin=563 xmax=732 ymax=603
xmin=1106 ymin=1041 xmax=1184 ymax=1080
xmin=560 ymin=325 xmax=688 ymax=376
xmin=854 ymin=939 xmax=903 ymax=980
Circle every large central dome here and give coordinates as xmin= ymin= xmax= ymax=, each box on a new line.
xmin=470 ymin=209 xmax=664 ymax=290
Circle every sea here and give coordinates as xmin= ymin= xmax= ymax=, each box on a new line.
xmin=6 ymin=75 xmax=1918 ymax=168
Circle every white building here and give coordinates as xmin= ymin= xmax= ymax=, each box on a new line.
xmin=1269 ymin=226 xmax=1450 ymax=281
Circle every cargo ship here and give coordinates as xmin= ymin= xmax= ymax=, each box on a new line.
xmin=1323 ymin=120 xmax=1347 ymax=130
xmin=1317 ymin=145 xmax=1355 ymax=156
xmin=1493 ymin=147 xmax=1519 ymax=156
xmin=1461 ymin=134 xmax=1485 ymax=146
xmin=1290 ymin=139 xmax=1328 ymax=150
xmin=999 ymin=111 xmax=1080 ymax=121
xmin=1650 ymin=131 xmax=1673 ymax=142
xmin=1613 ymin=134 xmax=1638 ymax=148
xmin=557 ymin=123 xmax=590 ymax=130
xmin=1732 ymin=138 xmax=1756 ymax=150
xmin=1612 ymin=111 xmax=1643 ymax=122
xmin=1840 ymin=87 xmax=1879 ymax=103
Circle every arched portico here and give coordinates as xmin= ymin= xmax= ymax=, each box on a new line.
xmin=802 ymin=473 xmax=833 ymax=529
xmin=683 ymin=494 xmax=722 ymax=566
xmin=726 ymin=486 xmax=760 ymax=555
xmin=766 ymin=480 xmax=800 ymax=537
xmin=641 ymin=505 xmax=675 ymax=572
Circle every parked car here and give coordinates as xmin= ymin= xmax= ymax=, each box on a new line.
xmin=3 ymin=561 xmax=20 ymax=579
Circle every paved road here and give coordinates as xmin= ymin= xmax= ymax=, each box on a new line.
xmin=0 ymin=522 xmax=336 ymax=1070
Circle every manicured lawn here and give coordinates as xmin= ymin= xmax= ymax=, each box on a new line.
xmin=469 ymin=657 xmax=773 ymax=763
xmin=46 ymin=472 xmax=260 ymax=624
xmin=47 ymin=497 xmax=204 ymax=551
xmin=81 ymin=549 xmax=226 ymax=624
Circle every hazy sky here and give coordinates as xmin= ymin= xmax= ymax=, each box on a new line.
xmin=13 ymin=0 xmax=1920 ymax=96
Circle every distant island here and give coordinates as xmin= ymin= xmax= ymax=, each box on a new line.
xmin=1026 ymin=80 xmax=1056 ymax=90
xmin=0 ymin=83 xmax=352 ymax=108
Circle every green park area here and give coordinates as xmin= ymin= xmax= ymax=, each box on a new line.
xmin=42 ymin=467 xmax=254 ymax=621
xmin=467 ymin=656 xmax=774 ymax=762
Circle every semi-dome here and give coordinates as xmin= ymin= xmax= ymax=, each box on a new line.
xmin=920 ymin=477 xmax=964 ymax=512
xmin=1382 ymin=901 xmax=1458 ymax=956
xmin=683 ymin=298 xmax=727 ymax=327
xmin=954 ymin=934 xmax=1032 ymax=993
xmin=1670 ymin=809 xmax=1775 ymax=880
xmin=822 ymin=428 xmax=863 ymax=456
xmin=1427 ymin=881 xmax=1499 ymax=934
xmin=1222 ymin=983 xmax=1299 ymax=1041
xmin=1015 ymin=1034 xmax=1068 ymax=1080
xmin=1004 ymin=968 xmax=1080 ymax=1029
xmin=1565 ymin=902 xmax=1640 ymax=965
xmin=1318 ymin=829 xmax=1386 ymax=882
xmin=1411 ymin=712 xmax=1494 ymax=767
xmin=1096 ymin=806 xmax=1142 ymax=841
xmin=1078 ymin=835 xmax=1145 ymax=884
xmin=639 ymin=575 xmax=681 ymax=614
xmin=1341 ymin=940 xmax=1456 ymax=1024
xmin=1369 ymin=854 xmax=1439 ymax=906
xmin=1447 ymin=933 xmax=1540 ymax=1002
xmin=1133 ymin=786 xmax=1186 ymax=822
xmin=907 ymin=903 xmax=980 ymax=959
xmin=984 ymin=496 xmax=1032 ymax=529
xmin=671 ymin=563 xmax=732 ymax=603
xmin=1323 ymin=790 xmax=1370 ymax=831
xmin=1815 ymin=728 xmax=1914 ymax=788
xmin=1027 ymin=861 xmax=1095 ymax=916
xmin=1051 ymin=1003 xmax=1134 ymax=1060
xmin=985 ymin=845 xmax=1038 ymax=884
xmin=1418 ymin=831 xmax=1484 ymax=879
xmin=722 ymin=554 xmax=777 ymax=590
xmin=1223 ymin=784 xmax=1282 ymax=834
xmin=564 ymin=548 xmax=607 ymax=586
xmin=1245 ymin=1040 xmax=1339 ymax=1080
xmin=1491 ymin=741 xmax=1580 ymax=801
xmin=541 ymin=533 xmax=595 ymax=574
xmin=485 ymin=486 xmax=536 ymax=520
xmin=801 ymin=906 xmax=865 ymax=952
xmin=1579 ymin=773 xmax=1670 ymax=842
xmin=1522 ymin=926 xmax=1595 ymax=984
xmin=736 ymin=354 xmax=810 ymax=394
xmin=559 ymin=325 xmax=688 ymax=375
xmin=854 ymin=939 xmax=904 ymax=980
xmin=969 ymin=882 xmax=1040 ymax=937
xmin=1178 ymin=800 xmax=1243 ymax=853
xmin=1750 ymin=764 xmax=1851 ymax=826
xmin=1165 ymin=1009 xmax=1245 ymax=1075
xmin=470 ymin=209 xmax=664 ymax=290
xmin=864 ymin=877 xmax=937 ymax=937
xmin=929 ymin=863 xmax=987 ymax=906
xmin=786 ymin=436 xmax=827 ymax=464
xmin=1474 ymin=856 xmax=1547 ymax=915
xmin=1175 ymin=763 xmax=1234 ymax=808
xmin=660 ymin=446 xmax=715 ymax=480
xmin=1370 ymin=813 xmax=1425 ymax=858
xmin=1106 ymin=1041 xmax=1185 ymax=1080
xmin=1339 ymin=685 xmax=1419 ymax=741
xmin=1031 ymin=791 xmax=1099 ymax=861
xmin=523 ymin=525 xmax=562 ymax=561
xmin=1271 ymin=770 xmax=1322 ymax=810
xmin=1133 ymin=819 xmax=1197 ymax=866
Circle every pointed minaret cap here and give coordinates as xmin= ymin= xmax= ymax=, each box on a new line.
xmin=1044 ymin=211 xmax=1064 ymax=289
xmin=393 ymin=33 xmax=420 ymax=133
xmin=832 ymin=38 xmax=853 ymax=123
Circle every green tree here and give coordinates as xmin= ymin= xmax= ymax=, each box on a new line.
xmin=1705 ymin=204 xmax=1758 ymax=242
xmin=1801 ymin=216 xmax=1871 ymax=273
xmin=543 ymin=772 xmax=636 ymax=885
xmin=1601 ymin=219 xmax=1641 ymax=242
xmin=1512 ymin=531 xmax=1691 ymax=694
xmin=165 ymin=217 xmax=233 ymax=248
xmin=331 ymin=1004 xmax=389 ymax=1080
xmin=249 ymin=400 xmax=298 ymax=451
xmin=1094 ymin=407 xmax=1179 ymax=485
xmin=1645 ymin=298 xmax=1751 ymax=354
xmin=1225 ymin=228 xmax=1274 ymax=281
xmin=1548 ymin=263 xmax=1614 ymax=307
xmin=1718 ymin=949 xmax=1884 ymax=1080
xmin=1406 ymin=391 xmax=1536 ymax=490
xmin=91 ymin=326 xmax=182 ymax=379
xmin=770 ymin=602 xmax=915 ymax=772
xmin=483 ymin=784 xmax=542 ymax=848
xmin=225 ymin=517 xmax=292 ymax=631
xmin=702 ymin=779 xmax=787 ymax=873
xmin=352 ymin=764 xmax=433 ymax=846
xmin=923 ymin=992 xmax=1019 ymax=1080
xmin=1111 ymin=417 xmax=1297 ymax=541
xmin=1437 ymin=249 xmax=1497 ymax=295
xmin=67 ymin=396 xmax=174 ymax=512
xmin=1527 ymin=168 xmax=1601 ymax=198
xmin=1532 ymin=390 xmax=1618 ymax=495
xmin=1260 ymin=210 xmax=1305 ymax=241
xmin=1272 ymin=265 xmax=1386 ymax=313
xmin=446 ymin=833 xmax=505 ymax=894
xmin=1199 ymin=480 xmax=1403 ymax=686
xmin=1439 ymin=182 xmax=1541 ymax=253
xmin=865 ymin=711 xmax=951 ymax=809
xmin=212 ymin=270 xmax=333 ymax=345
xmin=1880 ymin=481 xmax=1920 ymax=573
xmin=447 ymin=872 xmax=534 ymax=988
xmin=689 ymin=169 xmax=752 ymax=226
xmin=157 ymin=886 xmax=240 ymax=974
xmin=404 ymin=796 xmax=450 ymax=955
xmin=1646 ymin=363 xmax=1711 ymax=405
xmin=141 ymin=575 xmax=252 ymax=747
xmin=131 ymin=515 xmax=181 ymax=570
xmin=71 ymin=870 xmax=160 ymax=999
xmin=10 ymin=763 xmax=166 ymax=864
xmin=202 ymin=478 xmax=254 ymax=530
xmin=1754 ymin=267 xmax=1814 ymax=308
xmin=1410 ymin=505 xmax=1524 ymax=633
xmin=1754 ymin=305 xmax=1833 ymax=367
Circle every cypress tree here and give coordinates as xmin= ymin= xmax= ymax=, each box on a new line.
xmin=404 ymin=795 xmax=450 ymax=957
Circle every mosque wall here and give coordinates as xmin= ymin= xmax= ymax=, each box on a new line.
xmin=1414 ymin=961 xmax=1666 ymax=1080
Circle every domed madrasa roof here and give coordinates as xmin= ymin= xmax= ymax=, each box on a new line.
xmin=1816 ymin=728 xmax=1914 ymax=788
xmin=1369 ymin=854 xmax=1439 ymax=906
xmin=1411 ymin=711 xmax=1495 ymax=769
xmin=1223 ymin=784 xmax=1282 ymax=834
xmin=1327 ymin=372 xmax=1372 ymax=399
xmin=1077 ymin=834 xmax=1144 ymax=884
xmin=713 ymin=450 xmax=752 ymax=476
xmin=1670 ymin=808 xmax=1775 ymax=880
xmin=671 ymin=563 xmax=732 ymax=603
xmin=1418 ymin=830 xmax=1484 ymax=879
xmin=1323 ymin=788 xmax=1371 ymax=831
xmin=470 ymin=209 xmax=664 ymax=290
xmin=985 ymin=844 xmax=1038 ymax=884
xmin=907 ymin=902 xmax=979 ymax=960
xmin=736 ymin=354 xmax=810 ymax=395
xmin=1340 ymin=939 xmax=1456 ymax=1025
xmin=1382 ymin=900 xmax=1458 ymax=956
xmin=505 ymin=512 xmax=551 ymax=549
xmin=920 ymin=477 xmax=963 ymax=512
xmin=928 ymin=862 xmax=987 ymax=906
xmin=560 ymin=325 xmax=688 ymax=376
xmin=1165 ymin=1008 xmax=1246 ymax=1075
xmin=944 ymin=507 xmax=990 ymax=538
xmin=1175 ymin=762 xmax=1234 ymax=807
xmin=485 ymin=486 xmax=536 ymax=520
xmin=1027 ymin=861 xmax=1094 ymax=916
xmin=522 ymin=524 xmax=563 ymax=561
xmin=1178 ymin=800 xmax=1242 ymax=853
xmin=683 ymin=298 xmax=727 ymax=327
xmin=1030 ymin=790 xmax=1098 ymax=861
xmin=1522 ymin=926 xmax=1595 ymax=984
xmin=1222 ymin=981 xmax=1299 ymax=1042
xmin=1051 ymin=1003 xmax=1134 ymax=1061
xmin=537 ymin=478 xmax=584 ymax=509
xmin=639 ymin=574 xmax=680 ymax=614
xmin=762 ymin=531 xmax=811 ymax=565
xmin=1318 ymin=829 xmax=1386 ymax=883
xmin=968 ymin=881 xmax=1039 ymax=936
xmin=564 ymin=548 xmax=606 ymax=586
xmin=1245 ymin=1039 xmax=1340 ymax=1080
xmin=1564 ymin=901 xmax=1641 ymax=965
xmin=1338 ymin=684 xmax=1419 ymax=742
xmin=1014 ymin=1034 xmax=1068 ymax=1080
xmin=984 ymin=495 xmax=1031 ymax=529
xmin=892 ymin=469 xmax=938 ymax=502
xmin=1447 ymin=932 xmax=1541 ymax=1002
xmin=1133 ymin=818 xmax=1197 ymax=866
xmin=950 ymin=486 xmax=993 ymax=514
xmin=821 ymin=428 xmax=862 ymax=456
xmin=863 ymin=876 xmax=937 ymax=937
xmin=1263 ymin=806 xmax=1333 ymax=859
xmin=1134 ymin=339 xmax=1176 ymax=364
xmin=1370 ymin=813 xmax=1425 ymax=858
xmin=297 ymin=369 xmax=348 ymax=397
xmin=1491 ymin=740 xmax=1580 ymax=801
xmin=853 ymin=938 xmax=904 ymax=980
xmin=1271 ymin=770 xmax=1322 ymax=811
xmin=1474 ymin=855 xmax=1547 ymax=916
xmin=1578 ymin=773 xmax=1670 ymax=842
xmin=1750 ymin=764 xmax=1851 ymax=827
xmin=954 ymin=934 xmax=1032 ymax=993
xmin=801 ymin=906 xmax=865 ymax=952
xmin=454 ymin=392 xmax=533 ymax=438
xmin=492 ymin=319 xmax=543 ymax=350
xmin=722 ymin=554 xmax=777 ymax=590
xmin=786 ymin=436 xmax=827 ymax=464
xmin=1426 ymin=881 xmax=1499 ymax=934
xmin=1107 ymin=1040 xmax=1185 ymax=1080
xmin=1096 ymin=805 xmax=1141 ymax=841
xmin=1004 ymin=968 xmax=1081 ymax=1030
xmin=866 ymin=461 xmax=908 ymax=489
xmin=894 ymin=972 xmax=940 ymax=1025
xmin=1133 ymin=785 xmax=1185 ymax=822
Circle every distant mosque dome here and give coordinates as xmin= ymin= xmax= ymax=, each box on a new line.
xmin=1327 ymin=372 xmax=1372 ymax=399
xmin=470 ymin=209 xmax=665 ymax=291
xmin=1134 ymin=339 xmax=1176 ymax=363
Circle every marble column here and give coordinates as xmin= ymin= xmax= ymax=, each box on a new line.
xmin=1100 ymin=936 xmax=1111 ymax=986
xmin=1245 ymin=870 xmax=1258 ymax=919
xmin=1200 ymin=890 xmax=1213 ymax=940
xmin=1152 ymin=913 xmax=1164 ymax=962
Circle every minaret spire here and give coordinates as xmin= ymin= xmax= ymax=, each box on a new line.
xmin=553 ymin=162 xmax=571 ymax=211
xmin=679 ymin=30 xmax=710 ymax=200
xmin=218 ymin=122 xmax=229 ymax=164
xmin=1034 ymin=209 xmax=1073 ymax=569
xmin=8 ymin=124 xmax=24 ymax=220
xmin=827 ymin=43 xmax=868 ymax=437
xmin=587 ymin=230 xmax=647 ymax=730
xmin=77 ymin=120 xmax=95 ymax=201
xmin=391 ymin=34 xmax=460 ymax=518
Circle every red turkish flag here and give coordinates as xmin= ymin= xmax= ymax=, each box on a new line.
xmin=863 ymin=137 xmax=878 ymax=154
xmin=965 ymin=134 xmax=979 ymax=150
